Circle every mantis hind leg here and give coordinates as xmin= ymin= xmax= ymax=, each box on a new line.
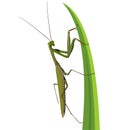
xmin=53 ymin=83 xmax=59 ymax=103
xmin=63 ymin=77 xmax=82 ymax=124
xmin=65 ymin=103 xmax=82 ymax=124
xmin=54 ymin=79 xmax=83 ymax=123
xmin=54 ymin=83 xmax=83 ymax=124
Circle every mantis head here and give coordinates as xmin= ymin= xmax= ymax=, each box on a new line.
xmin=48 ymin=40 xmax=55 ymax=47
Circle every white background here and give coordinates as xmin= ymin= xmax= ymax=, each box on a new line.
xmin=0 ymin=0 xmax=118 ymax=130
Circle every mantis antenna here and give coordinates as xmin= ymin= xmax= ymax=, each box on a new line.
xmin=19 ymin=2 xmax=52 ymax=41
xmin=19 ymin=17 xmax=50 ymax=41
xmin=47 ymin=1 xmax=52 ymax=40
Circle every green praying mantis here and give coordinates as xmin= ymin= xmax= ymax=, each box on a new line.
xmin=19 ymin=3 xmax=85 ymax=124
xmin=20 ymin=3 xmax=100 ymax=129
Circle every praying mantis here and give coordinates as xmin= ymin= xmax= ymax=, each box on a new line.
xmin=20 ymin=2 xmax=100 ymax=129
xmin=19 ymin=3 xmax=86 ymax=124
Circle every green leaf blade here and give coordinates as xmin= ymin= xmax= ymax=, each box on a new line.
xmin=64 ymin=3 xmax=100 ymax=130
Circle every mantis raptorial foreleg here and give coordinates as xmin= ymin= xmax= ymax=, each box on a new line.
xmin=52 ymin=28 xmax=87 ymax=58
xmin=51 ymin=28 xmax=94 ymax=76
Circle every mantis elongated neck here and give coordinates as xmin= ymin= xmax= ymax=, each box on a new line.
xmin=49 ymin=46 xmax=58 ymax=66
